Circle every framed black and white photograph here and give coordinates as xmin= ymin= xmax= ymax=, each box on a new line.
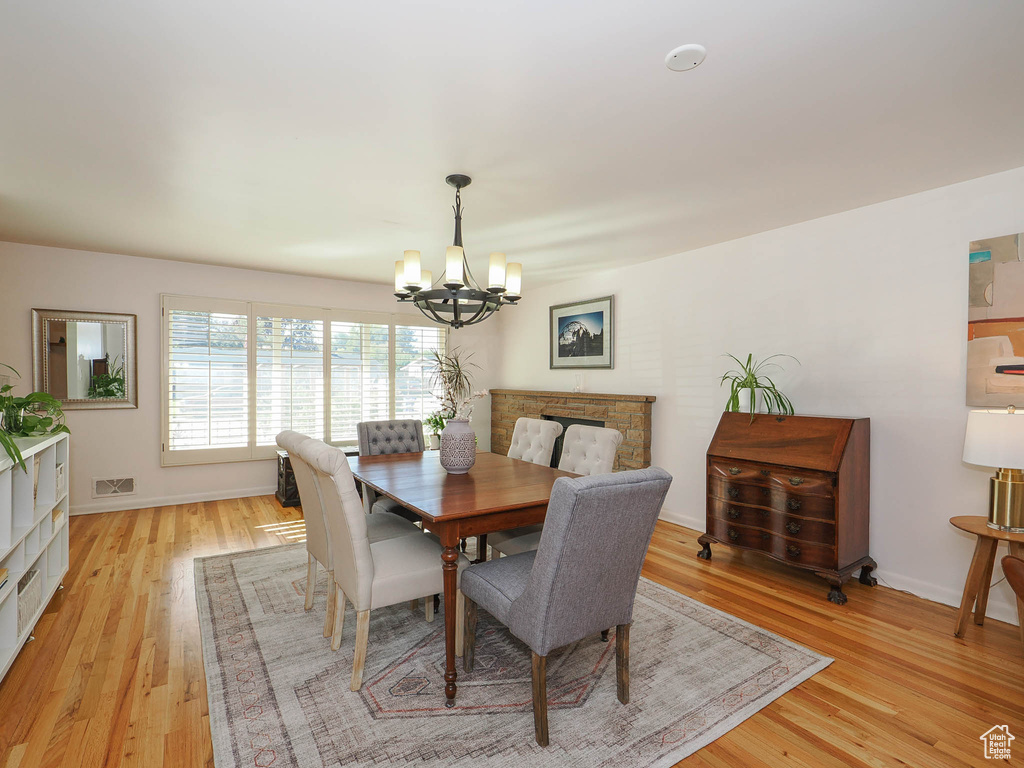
xmin=549 ymin=296 xmax=614 ymax=369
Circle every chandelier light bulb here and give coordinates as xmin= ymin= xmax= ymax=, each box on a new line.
xmin=488 ymin=253 xmax=507 ymax=291
xmin=445 ymin=246 xmax=465 ymax=287
xmin=403 ymin=250 xmax=421 ymax=287
xmin=394 ymin=260 xmax=407 ymax=294
xmin=505 ymin=262 xmax=522 ymax=298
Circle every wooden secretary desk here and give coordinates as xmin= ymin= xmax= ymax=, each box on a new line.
xmin=698 ymin=412 xmax=876 ymax=604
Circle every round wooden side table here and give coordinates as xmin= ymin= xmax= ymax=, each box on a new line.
xmin=950 ymin=515 xmax=1024 ymax=651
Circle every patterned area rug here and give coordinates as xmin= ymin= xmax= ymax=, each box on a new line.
xmin=195 ymin=544 xmax=831 ymax=768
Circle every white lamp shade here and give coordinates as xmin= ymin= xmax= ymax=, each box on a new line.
xmin=488 ymin=253 xmax=506 ymax=290
xmin=445 ymin=246 xmax=464 ymax=285
xmin=505 ymin=262 xmax=522 ymax=296
xmin=403 ymin=250 xmax=421 ymax=286
xmin=963 ymin=409 xmax=1024 ymax=469
xmin=420 ymin=270 xmax=433 ymax=290
xmin=394 ymin=260 xmax=407 ymax=293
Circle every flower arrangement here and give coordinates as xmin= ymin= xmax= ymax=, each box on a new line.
xmin=429 ymin=347 xmax=483 ymax=421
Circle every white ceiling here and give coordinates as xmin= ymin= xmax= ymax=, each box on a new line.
xmin=2 ymin=0 xmax=1024 ymax=288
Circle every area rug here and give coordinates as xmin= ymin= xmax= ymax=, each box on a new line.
xmin=195 ymin=544 xmax=831 ymax=768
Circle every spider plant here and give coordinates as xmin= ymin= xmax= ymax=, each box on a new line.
xmin=428 ymin=348 xmax=479 ymax=419
xmin=720 ymin=353 xmax=798 ymax=420
xmin=1 ymin=363 xmax=71 ymax=470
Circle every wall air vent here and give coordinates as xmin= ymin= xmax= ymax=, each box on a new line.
xmin=93 ymin=477 xmax=136 ymax=498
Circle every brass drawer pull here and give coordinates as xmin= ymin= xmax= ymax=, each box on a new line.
xmin=727 ymin=528 xmax=739 ymax=541
xmin=786 ymin=521 xmax=802 ymax=535
xmin=727 ymin=487 xmax=739 ymax=499
xmin=760 ymin=469 xmax=771 ymax=477
xmin=760 ymin=532 xmax=771 ymax=542
xmin=727 ymin=508 xmax=740 ymax=519
xmin=786 ymin=498 xmax=802 ymax=511
xmin=789 ymin=477 xmax=805 ymax=486
xmin=758 ymin=508 xmax=770 ymax=517
xmin=761 ymin=487 xmax=770 ymax=497
xmin=787 ymin=545 xmax=801 ymax=557
xmin=728 ymin=466 xmax=741 ymax=475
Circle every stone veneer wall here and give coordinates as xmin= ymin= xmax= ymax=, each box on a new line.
xmin=490 ymin=389 xmax=656 ymax=470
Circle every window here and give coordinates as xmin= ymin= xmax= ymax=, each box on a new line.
xmin=162 ymin=296 xmax=446 ymax=465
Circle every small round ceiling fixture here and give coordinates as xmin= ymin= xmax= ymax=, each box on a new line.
xmin=665 ymin=43 xmax=706 ymax=72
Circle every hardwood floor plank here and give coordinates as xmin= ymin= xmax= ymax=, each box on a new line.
xmin=1 ymin=503 xmax=1020 ymax=767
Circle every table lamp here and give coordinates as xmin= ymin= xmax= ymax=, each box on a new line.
xmin=963 ymin=406 xmax=1024 ymax=532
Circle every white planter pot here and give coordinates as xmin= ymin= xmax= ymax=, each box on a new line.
xmin=735 ymin=388 xmax=761 ymax=414
xmin=428 ymin=434 xmax=440 ymax=450
xmin=439 ymin=419 xmax=476 ymax=474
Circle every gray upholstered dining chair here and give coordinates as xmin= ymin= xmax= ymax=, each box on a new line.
xmin=488 ymin=424 xmax=624 ymax=559
xmin=356 ymin=419 xmax=425 ymax=523
xmin=276 ymin=431 xmax=421 ymax=636
xmin=300 ymin=437 xmax=470 ymax=690
xmin=460 ymin=467 xmax=672 ymax=746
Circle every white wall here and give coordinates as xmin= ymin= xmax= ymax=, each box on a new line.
xmin=0 ymin=243 xmax=497 ymax=514
xmin=494 ymin=165 xmax=1024 ymax=624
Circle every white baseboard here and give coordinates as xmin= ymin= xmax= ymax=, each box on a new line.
xmin=70 ymin=485 xmax=278 ymax=516
xmin=656 ymin=507 xmax=1021 ymax=627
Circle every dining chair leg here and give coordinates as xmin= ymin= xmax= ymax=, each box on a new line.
xmin=615 ymin=623 xmax=630 ymax=705
xmin=425 ymin=596 xmax=434 ymax=623
xmin=455 ymin=589 xmax=465 ymax=658
xmin=330 ymin=586 xmax=347 ymax=651
xmin=350 ymin=610 xmax=371 ymax=691
xmin=304 ymin=554 xmax=316 ymax=611
xmin=409 ymin=600 xmax=417 ymax=611
xmin=531 ymin=652 xmax=549 ymax=747
xmin=323 ymin=570 xmax=336 ymax=638
xmin=463 ymin=596 xmax=477 ymax=672
xmin=600 ymin=629 xmax=610 ymax=642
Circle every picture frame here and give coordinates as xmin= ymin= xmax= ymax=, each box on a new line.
xmin=549 ymin=296 xmax=614 ymax=369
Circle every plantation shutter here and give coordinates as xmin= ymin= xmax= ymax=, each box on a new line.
xmin=254 ymin=306 xmax=326 ymax=445
xmin=394 ymin=322 xmax=446 ymax=422
xmin=328 ymin=319 xmax=391 ymax=445
xmin=163 ymin=297 xmax=250 ymax=465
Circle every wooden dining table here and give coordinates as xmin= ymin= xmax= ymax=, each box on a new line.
xmin=348 ymin=449 xmax=578 ymax=707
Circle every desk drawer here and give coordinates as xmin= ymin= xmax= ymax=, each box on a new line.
xmin=707 ymin=517 xmax=837 ymax=570
xmin=708 ymin=460 xmax=834 ymax=497
xmin=709 ymin=499 xmax=837 ymax=546
xmin=708 ymin=476 xmax=836 ymax=521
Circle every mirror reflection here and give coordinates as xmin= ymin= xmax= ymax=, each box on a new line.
xmin=45 ymin=320 xmax=127 ymax=400
xmin=32 ymin=309 xmax=137 ymax=410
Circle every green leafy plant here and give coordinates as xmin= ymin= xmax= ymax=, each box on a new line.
xmin=1 ymin=363 xmax=71 ymax=471
xmin=720 ymin=353 xmax=799 ymax=420
xmin=428 ymin=348 xmax=479 ymax=418
xmin=88 ymin=353 xmax=126 ymax=398
xmin=424 ymin=411 xmax=447 ymax=436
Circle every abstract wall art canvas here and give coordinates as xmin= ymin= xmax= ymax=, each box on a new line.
xmin=967 ymin=232 xmax=1024 ymax=406
xmin=549 ymin=296 xmax=614 ymax=369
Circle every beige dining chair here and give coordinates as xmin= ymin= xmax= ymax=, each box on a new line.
xmin=506 ymin=417 xmax=563 ymax=466
xmin=488 ymin=425 xmax=624 ymax=558
xmin=299 ymin=437 xmax=470 ymax=690
xmin=276 ymin=431 xmax=421 ymax=637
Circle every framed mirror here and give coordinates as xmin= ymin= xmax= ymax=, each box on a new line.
xmin=32 ymin=309 xmax=138 ymax=409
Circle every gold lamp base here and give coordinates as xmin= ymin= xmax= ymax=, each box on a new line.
xmin=988 ymin=468 xmax=1024 ymax=533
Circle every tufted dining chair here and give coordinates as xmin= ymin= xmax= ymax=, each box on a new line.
xmin=488 ymin=425 xmax=624 ymax=559
xmin=276 ymin=431 xmax=421 ymax=636
xmin=461 ymin=468 xmax=673 ymax=746
xmin=356 ymin=419 xmax=425 ymax=523
xmin=300 ymin=437 xmax=470 ymax=690
xmin=506 ymin=417 xmax=564 ymax=466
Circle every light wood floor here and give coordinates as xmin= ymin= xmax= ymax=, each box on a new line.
xmin=0 ymin=496 xmax=1021 ymax=767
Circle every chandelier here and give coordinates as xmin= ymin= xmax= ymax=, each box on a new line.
xmin=395 ymin=174 xmax=521 ymax=329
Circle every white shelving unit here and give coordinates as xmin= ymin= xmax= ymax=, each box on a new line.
xmin=0 ymin=432 xmax=70 ymax=683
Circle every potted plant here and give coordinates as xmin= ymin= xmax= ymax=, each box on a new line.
xmin=428 ymin=348 xmax=487 ymax=474
xmin=1 ymin=363 xmax=71 ymax=470
xmin=424 ymin=411 xmax=446 ymax=450
xmin=88 ymin=353 xmax=126 ymax=399
xmin=720 ymin=353 xmax=798 ymax=420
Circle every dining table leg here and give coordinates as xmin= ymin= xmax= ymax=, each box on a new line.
xmin=440 ymin=524 xmax=461 ymax=707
